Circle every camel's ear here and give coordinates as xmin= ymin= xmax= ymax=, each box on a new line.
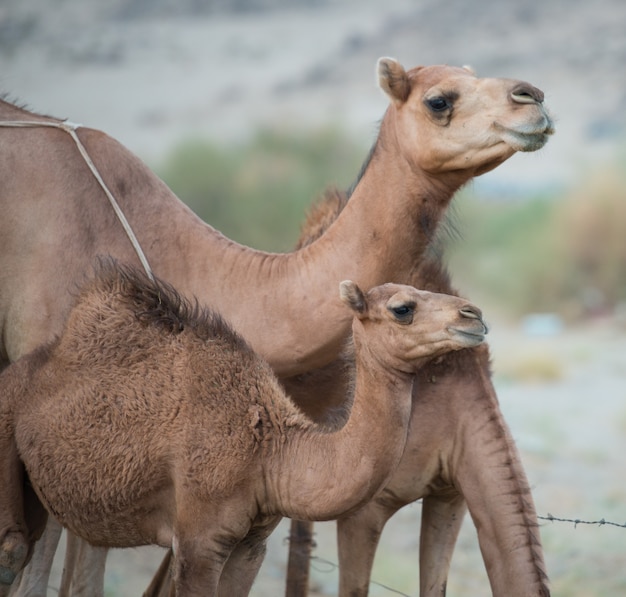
xmin=340 ymin=280 xmax=368 ymax=317
xmin=377 ymin=57 xmax=410 ymax=105
xmin=462 ymin=64 xmax=476 ymax=75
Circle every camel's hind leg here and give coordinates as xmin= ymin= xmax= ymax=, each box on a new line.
xmin=336 ymin=500 xmax=394 ymax=597
xmin=419 ymin=491 xmax=467 ymax=597
xmin=8 ymin=517 xmax=61 ymax=597
xmin=58 ymin=535 xmax=107 ymax=597
xmin=0 ymin=436 xmax=29 ymax=587
xmin=285 ymin=520 xmax=315 ymax=597
xmin=143 ymin=549 xmax=175 ymax=597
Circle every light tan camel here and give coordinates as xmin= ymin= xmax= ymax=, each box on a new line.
xmin=0 ymin=58 xmax=553 ymax=595
xmin=277 ymin=189 xmax=549 ymax=596
xmin=0 ymin=261 xmax=487 ymax=596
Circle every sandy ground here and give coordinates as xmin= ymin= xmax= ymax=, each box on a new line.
xmin=2 ymin=0 xmax=626 ymax=595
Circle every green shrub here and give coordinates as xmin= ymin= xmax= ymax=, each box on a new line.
xmin=158 ymin=127 xmax=365 ymax=252
xmin=447 ymin=157 xmax=626 ymax=320
xmin=445 ymin=192 xmax=560 ymax=317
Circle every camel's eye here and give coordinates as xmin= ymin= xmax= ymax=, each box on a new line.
xmin=389 ymin=302 xmax=415 ymax=324
xmin=426 ymin=96 xmax=450 ymax=112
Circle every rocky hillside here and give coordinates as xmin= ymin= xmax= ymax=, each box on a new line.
xmin=1 ymin=0 xmax=625 ymax=192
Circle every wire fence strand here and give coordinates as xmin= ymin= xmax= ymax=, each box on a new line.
xmin=539 ymin=513 xmax=626 ymax=529
xmin=288 ymin=511 xmax=626 ymax=596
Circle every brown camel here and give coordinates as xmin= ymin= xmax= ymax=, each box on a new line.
xmin=0 ymin=261 xmax=487 ymax=596
xmin=0 ymin=57 xmax=553 ymax=595
xmin=278 ymin=189 xmax=550 ymax=596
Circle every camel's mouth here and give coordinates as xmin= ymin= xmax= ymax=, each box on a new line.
xmin=449 ymin=325 xmax=487 ymax=346
xmin=495 ymin=118 xmax=555 ymax=152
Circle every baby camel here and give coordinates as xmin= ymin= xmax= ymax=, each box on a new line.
xmin=0 ymin=262 xmax=486 ymax=596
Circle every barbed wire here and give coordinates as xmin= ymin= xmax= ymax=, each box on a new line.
xmin=539 ymin=513 xmax=626 ymax=529
xmin=287 ymin=511 xmax=626 ymax=597
xmin=310 ymin=556 xmax=412 ymax=597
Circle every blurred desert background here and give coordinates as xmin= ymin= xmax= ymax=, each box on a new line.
xmin=2 ymin=0 xmax=626 ymax=595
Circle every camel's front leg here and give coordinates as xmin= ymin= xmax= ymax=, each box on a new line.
xmin=172 ymin=536 xmax=226 ymax=597
xmin=172 ymin=499 xmax=258 ymax=597
xmin=336 ymin=498 xmax=397 ymax=597
xmin=419 ymin=490 xmax=467 ymax=597
xmin=143 ymin=535 xmax=270 ymax=597
xmin=217 ymin=517 xmax=281 ymax=597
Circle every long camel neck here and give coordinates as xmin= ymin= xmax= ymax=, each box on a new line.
xmin=149 ymin=125 xmax=469 ymax=377
xmin=448 ymin=351 xmax=550 ymax=596
xmin=264 ymin=342 xmax=414 ymax=522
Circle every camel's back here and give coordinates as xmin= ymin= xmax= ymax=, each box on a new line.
xmin=0 ymin=99 xmax=195 ymax=366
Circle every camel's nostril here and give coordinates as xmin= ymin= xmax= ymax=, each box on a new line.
xmin=511 ymin=83 xmax=544 ymax=105
xmin=459 ymin=306 xmax=488 ymax=335
xmin=459 ymin=306 xmax=481 ymax=320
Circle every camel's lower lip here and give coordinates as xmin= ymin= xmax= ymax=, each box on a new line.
xmin=505 ymin=131 xmax=552 ymax=152
xmin=495 ymin=121 xmax=555 ymax=152
xmin=450 ymin=328 xmax=487 ymax=344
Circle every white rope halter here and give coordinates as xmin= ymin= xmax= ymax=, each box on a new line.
xmin=0 ymin=119 xmax=155 ymax=281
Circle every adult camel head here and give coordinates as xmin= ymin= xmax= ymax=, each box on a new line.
xmin=376 ymin=58 xmax=553 ymax=177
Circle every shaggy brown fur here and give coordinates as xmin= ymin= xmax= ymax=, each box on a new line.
xmin=0 ymin=261 xmax=486 ymax=596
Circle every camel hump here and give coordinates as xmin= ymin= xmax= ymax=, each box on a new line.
xmin=65 ymin=259 xmax=251 ymax=355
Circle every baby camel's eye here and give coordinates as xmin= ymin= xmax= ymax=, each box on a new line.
xmin=388 ymin=303 xmax=415 ymax=324
xmin=426 ymin=96 xmax=450 ymax=112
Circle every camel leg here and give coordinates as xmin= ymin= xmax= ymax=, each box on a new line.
xmin=217 ymin=519 xmax=281 ymax=597
xmin=285 ymin=520 xmax=315 ymax=597
xmin=171 ymin=504 xmax=249 ymax=597
xmin=9 ymin=518 xmax=62 ymax=597
xmin=57 ymin=531 xmax=78 ymax=597
xmin=142 ymin=549 xmax=174 ymax=597
xmin=419 ymin=491 xmax=467 ymax=597
xmin=0 ymin=433 xmax=29 ymax=588
xmin=216 ymin=539 xmax=267 ymax=597
xmin=336 ymin=500 xmax=396 ymax=597
xmin=58 ymin=535 xmax=107 ymax=597
xmin=171 ymin=536 xmax=224 ymax=597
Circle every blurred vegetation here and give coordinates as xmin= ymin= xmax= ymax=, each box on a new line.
xmin=447 ymin=160 xmax=626 ymax=321
xmin=158 ymin=128 xmax=626 ymax=322
xmin=157 ymin=127 xmax=365 ymax=252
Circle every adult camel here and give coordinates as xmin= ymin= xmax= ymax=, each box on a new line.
xmin=280 ymin=189 xmax=550 ymax=597
xmin=0 ymin=57 xmax=553 ymax=596
xmin=0 ymin=261 xmax=487 ymax=596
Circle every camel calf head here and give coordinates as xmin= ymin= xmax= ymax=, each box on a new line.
xmin=341 ymin=280 xmax=487 ymax=374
